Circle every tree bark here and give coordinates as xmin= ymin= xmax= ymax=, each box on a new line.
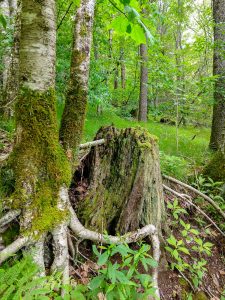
xmin=0 ymin=0 xmax=10 ymax=92
xmin=74 ymin=126 xmax=165 ymax=234
xmin=60 ymin=0 xmax=96 ymax=161
xmin=0 ymin=0 xmax=71 ymax=272
xmin=1 ymin=0 xmax=19 ymax=117
xmin=120 ymin=47 xmax=126 ymax=89
xmin=209 ymin=0 xmax=225 ymax=151
xmin=138 ymin=42 xmax=148 ymax=122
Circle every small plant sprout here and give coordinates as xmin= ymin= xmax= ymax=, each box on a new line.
xmin=167 ymin=198 xmax=187 ymax=220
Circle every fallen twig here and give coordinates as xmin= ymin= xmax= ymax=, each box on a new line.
xmin=163 ymin=174 xmax=225 ymax=221
xmin=79 ymin=139 xmax=105 ymax=150
xmin=163 ymin=184 xmax=225 ymax=237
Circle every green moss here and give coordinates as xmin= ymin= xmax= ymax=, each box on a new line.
xmin=77 ymin=126 xmax=159 ymax=233
xmin=3 ymin=88 xmax=72 ymax=235
xmin=2 ymin=224 xmax=19 ymax=246
xmin=193 ymin=291 xmax=208 ymax=300
xmin=204 ymin=151 xmax=225 ymax=182
xmin=60 ymin=50 xmax=88 ymax=162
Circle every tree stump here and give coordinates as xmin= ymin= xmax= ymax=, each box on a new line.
xmin=74 ymin=126 xmax=165 ymax=235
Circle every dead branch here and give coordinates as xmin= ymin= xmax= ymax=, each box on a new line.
xmin=0 ymin=209 xmax=21 ymax=227
xmin=79 ymin=139 xmax=105 ymax=150
xmin=163 ymin=174 xmax=225 ymax=220
xmin=0 ymin=236 xmax=30 ymax=265
xmin=176 ymin=268 xmax=196 ymax=293
xmin=163 ymin=184 xmax=225 ymax=237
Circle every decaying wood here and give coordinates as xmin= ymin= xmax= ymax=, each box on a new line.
xmin=76 ymin=126 xmax=165 ymax=235
xmin=163 ymin=174 xmax=225 ymax=220
xmin=163 ymin=184 xmax=225 ymax=237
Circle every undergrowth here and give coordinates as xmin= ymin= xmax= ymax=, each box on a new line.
xmin=0 ymin=242 xmax=157 ymax=300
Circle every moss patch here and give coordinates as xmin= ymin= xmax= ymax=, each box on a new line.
xmin=204 ymin=151 xmax=225 ymax=182
xmin=3 ymin=88 xmax=71 ymax=235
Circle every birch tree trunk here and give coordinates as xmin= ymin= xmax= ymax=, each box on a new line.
xmin=138 ymin=42 xmax=148 ymax=122
xmin=0 ymin=0 xmax=10 ymax=92
xmin=0 ymin=0 xmax=71 ymax=273
xmin=1 ymin=0 xmax=19 ymax=116
xmin=0 ymin=1 xmax=161 ymax=291
xmin=60 ymin=0 xmax=96 ymax=162
xmin=209 ymin=0 xmax=225 ymax=151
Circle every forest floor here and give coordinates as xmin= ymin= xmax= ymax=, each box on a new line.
xmin=0 ymin=107 xmax=224 ymax=299
xmin=71 ymin=175 xmax=225 ymax=299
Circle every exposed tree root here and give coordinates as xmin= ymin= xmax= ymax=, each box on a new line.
xmin=163 ymin=174 xmax=225 ymax=220
xmin=163 ymin=184 xmax=225 ymax=237
xmin=0 ymin=186 xmax=161 ymax=298
xmin=0 ymin=209 xmax=21 ymax=227
xmin=0 ymin=236 xmax=31 ymax=264
xmin=31 ymin=236 xmax=46 ymax=277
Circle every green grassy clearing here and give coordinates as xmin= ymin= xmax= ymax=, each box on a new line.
xmin=84 ymin=105 xmax=211 ymax=180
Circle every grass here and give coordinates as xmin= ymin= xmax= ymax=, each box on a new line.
xmin=0 ymin=104 xmax=211 ymax=181
xmin=84 ymin=105 xmax=210 ymax=165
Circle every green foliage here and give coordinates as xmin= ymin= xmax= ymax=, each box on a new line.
xmin=1 ymin=242 xmax=157 ymax=300
xmin=192 ymin=175 xmax=225 ymax=230
xmin=0 ymin=256 xmax=60 ymax=300
xmin=0 ymin=14 xmax=7 ymax=29
xmin=167 ymin=198 xmax=187 ymax=220
xmin=165 ymin=200 xmax=214 ymax=290
xmin=160 ymin=152 xmax=189 ymax=181
xmin=88 ymin=242 xmax=157 ymax=300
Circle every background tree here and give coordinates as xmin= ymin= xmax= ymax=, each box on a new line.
xmin=209 ymin=0 xmax=225 ymax=151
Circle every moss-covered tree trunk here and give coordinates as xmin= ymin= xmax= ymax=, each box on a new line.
xmin=0 ymin=0 xmax=71 ymax=273
xmin=60 ymin=0 xmax=96 ymax=162
xmin=75 ymin=126 xmax=165 ymax=234
xmin=205 ymin=0 xmax=225 ymax=182
xmin=209 ymin=0 xmax=225 ymax=151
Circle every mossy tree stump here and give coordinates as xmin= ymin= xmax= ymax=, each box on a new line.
xmin=76 ymin=126 xmax=165 ymax=235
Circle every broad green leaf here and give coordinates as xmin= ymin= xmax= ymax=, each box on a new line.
xmin=0 ymin=14 xmax=7 ymax=29
xmin=97 ymin=251 xmax=109 ymax=266
xmin=129 ymin=24 xmax=146 ymax=44
xmin=89 ymin=275 xmax=105 ymax=290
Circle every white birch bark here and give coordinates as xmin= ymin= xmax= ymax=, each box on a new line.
xmin=19 ymin=0 xmax=56 ymax=91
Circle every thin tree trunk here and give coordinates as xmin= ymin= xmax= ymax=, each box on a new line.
xmin=114 ymin=62 xmax=119 ymax=90
xmin=120 ymin=47 xmax=126 ymax=89
xmin=60 ymin=0 xmax=96 ymax=161
xmin=209 ymin=0 xmax=225 ymax=151
xmin=138 ymin=42 xmax=148 ymax=122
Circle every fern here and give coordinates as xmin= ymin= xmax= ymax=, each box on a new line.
xmin=0 ymin=256 xmax=57 ymax=300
